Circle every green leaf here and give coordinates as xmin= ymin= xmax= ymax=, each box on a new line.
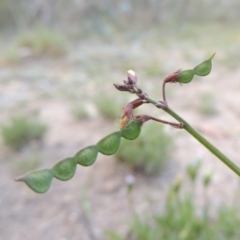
xmin=121 ymin=121 xmax=141 ymax=140
xmin=104 ymin=229 xmax=124 ymax=240
xmin=75 ymin=145 xmax=99 ymax=166
xmin=97 ymin=131 xmax=121 ymax=155
xmin=52 ymin=157 xmax=77 ymax=181
xmin=16 ymin=169 xmax=54 ymax=193
xmin=193 ymin=53 xmax=215 ymax=76
xmin=177 ymin=69 xmax=194 ymax=84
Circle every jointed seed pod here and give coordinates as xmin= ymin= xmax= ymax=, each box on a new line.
xmin=15 ymin=120 xmax=143 ymax=193
xmin=121 ymin=120 xmax=141 ymax=140
xmin=97 ymin=131 xmax=121 ymax=155
xmin=15 ymin=104 xmax=144 ymax=193
xmin=177 ymin=69 xmax=195 ymax=84
xmin=193 ymin=53 xmax=215 ymax=76
xmin=52 ymin=157 xmax=77 ymax=181
xmin=15 ymin=169 xmax=54 ymax=193
xmin=75 ymin=145 xmax=99 ymax=166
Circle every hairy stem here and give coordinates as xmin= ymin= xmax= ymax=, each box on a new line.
xmin=144 ymin=95 xmax=240 ymax=177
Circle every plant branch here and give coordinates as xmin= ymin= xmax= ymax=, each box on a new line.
xmin=162 ymin=81 xmax=167 ymax=103
xmin=114 ymin=68 xmax=240 ymax=177
xmin=143 ymin=94 xmax=240 ymax=177
xmin=134 ymin=114 xmax=183 ymax=129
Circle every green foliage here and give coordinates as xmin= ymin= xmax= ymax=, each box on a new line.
xmin=1 ymin=28 xmax=68 ymax=64
xmin=186 ymin=159 xmax=201 ymax=182
xmin=1 ymin=115 xmax=47 ymax=150
xmin=106 ymin=163 xmax=240 ymax=240
xmin=105 ymin=230 xmax=124 ymax=240
xmin=203 ymin=170 xmax=213 ymax=187
xmin=131 ymin=196 xmax=202 ymax=240
xmin=128 ymin=197 xmax=240 ymax=240
xmin=116 ymin=123 xmax=173 ymax=174
xmin=215 ymin=206 xmax=240 ymax=238
xmin=17 ymin=28 xmax=68 ymax=57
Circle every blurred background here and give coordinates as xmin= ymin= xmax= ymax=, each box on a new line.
xmin=1 ymin=0 xmax=240 ymax=239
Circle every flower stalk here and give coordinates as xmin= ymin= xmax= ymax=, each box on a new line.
xmin=114 ymin=63 xmax=240 ymax=177
xmin=165 ymin=107 xmax=240 ymax=176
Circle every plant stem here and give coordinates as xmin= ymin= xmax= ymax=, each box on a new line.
xmin=144 ymin=96 xmax=240 ymax=177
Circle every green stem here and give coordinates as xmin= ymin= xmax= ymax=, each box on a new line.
xmin=145 ymin=96 xmax=240 ymax=177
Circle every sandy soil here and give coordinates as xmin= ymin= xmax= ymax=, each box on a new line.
xmin=1 ymin=43 xmax=240 ymax=240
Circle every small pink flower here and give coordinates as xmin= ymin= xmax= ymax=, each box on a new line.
xmin=123 ymin=70 xmax=138 ymax=85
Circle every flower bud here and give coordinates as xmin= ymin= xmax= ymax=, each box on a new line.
xmin=113 ymin=83 xmax=131 ymax=92
xmin=126 ymin=69 xmax=138 ymax=85
xmin=120 ymin=102 xmax=133 ymax=130
xmin=164 ymin=69 xmax=181 ymax=83
xmin=193 ymin=53 xmax=215 ymax=76
xmin=97 ymin=131 xmax=121 ymax=155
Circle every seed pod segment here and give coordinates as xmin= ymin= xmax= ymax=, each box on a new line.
xmin=177 ymin=69 xmax=195 ymax=84
xmin=15 ymin=169 xmax=54 ymax=193
xmin=52 ymin=157 xmax=77 ymax=181
xmin=193 ymin=53 xmax=215 ymax=76
xmin=97 ymin=131 xmax=121 ymax=155
xmin=75 ymin=145 xmax=99 ymax=166
xmin=121 ymin=120 xmax=141 ymax=140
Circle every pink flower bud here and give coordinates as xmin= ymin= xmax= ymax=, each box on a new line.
xmin=120 ymin=102 xmax=133 ymax=130
xmin=164 ymin=69 xmax=181 ymax=83
xmin=113 ymin=83 xmax=130 ymax=92
xmin=126 ymin=70 xmax=138 ymax=85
